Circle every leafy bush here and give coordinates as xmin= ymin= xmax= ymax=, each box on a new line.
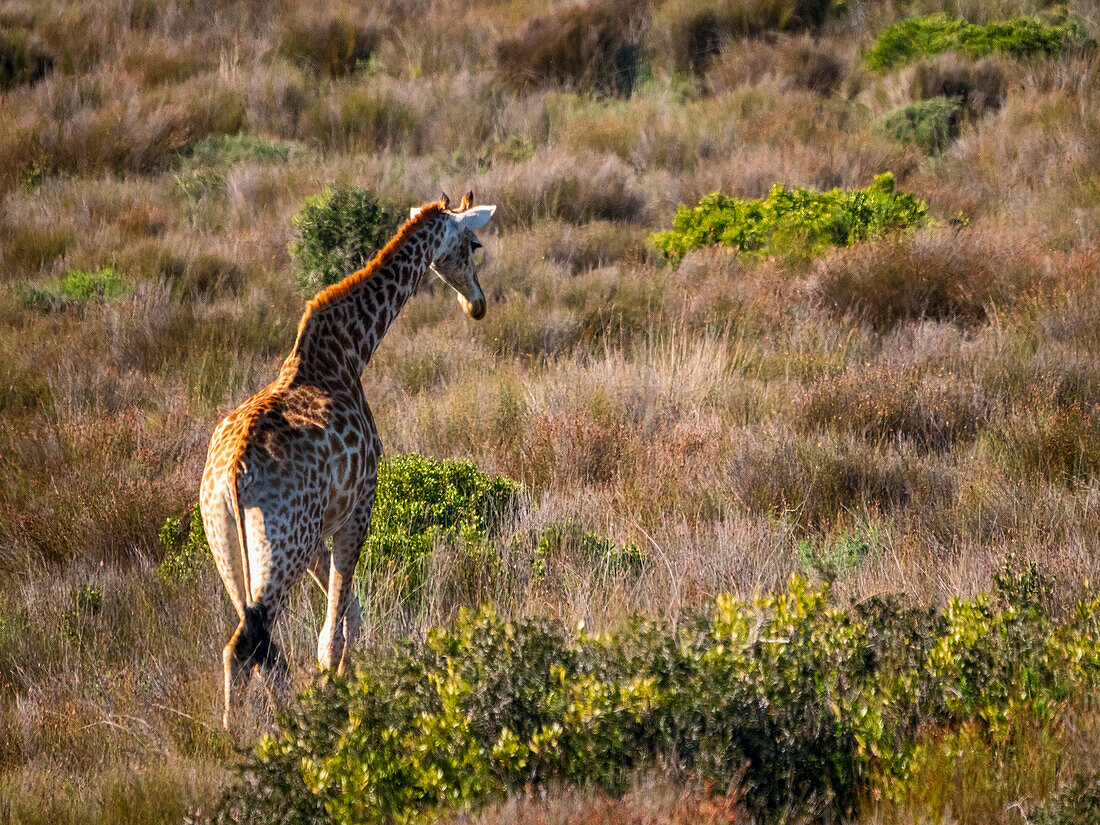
xmin=215 ymin=564 xmax=1100 ymax=823
xmin=496 ymin=0 xmax=645 ymax=96
xmin=1029 ymin=771 xmax=1100 ymax=825
xmin=650 ymin=172 xmax=929 ymax=260
xmin=655 ymin=0 xmax=838 ymax=73
xmin=368 ymin=454 xmax=521 ymax=565
xmin=879 ymin=97 xmax=960 ymax=153
xmin=18 ymin=266 xmax=128 ymax=313
xmin=531 ymin=520 xmax=646 ymax=580
xmin=181 ymin=134 xmax=298 ymax=167
xmin=289 ymin=185 xmax=396 ymax=293
xmin=866 ymin=12 xmax=1092 ymax=71
xmin=156 ymin=506 xmax=210 ymax=587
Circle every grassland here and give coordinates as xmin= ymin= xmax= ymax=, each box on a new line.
xmin=1 ymin=0 xmax=1099 ymax=822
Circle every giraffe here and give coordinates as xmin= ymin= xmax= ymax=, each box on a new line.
xmin=199 ymin=191 xmax=496 ymax=728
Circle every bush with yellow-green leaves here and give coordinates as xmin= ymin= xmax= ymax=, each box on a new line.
xmin=212 ymin=559 xmax=1100 ymax=824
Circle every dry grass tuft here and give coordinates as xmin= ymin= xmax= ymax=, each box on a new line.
xmin=811 ymin=227 xmax=1041 ymax=329
xmin=474 ymin=151 xmax=650 ymax=228
xmin=913 ymin=52 xmax=1008 ymax=118
xmin=279 ymin=8 xmax=380 ymax=78
xmin=496 ymin=0 xmax=646 ymax=96
xmin=654 ymin=0 xmax=837 ymax=73
xmin=707 ymin=34 xmax=848 ymax=95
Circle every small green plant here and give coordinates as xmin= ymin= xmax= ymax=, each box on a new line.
xmin=181 ymin=134 xmax=298 ymax=167
xmin=866 ymin=12 xmax=1091 ymax=71
xmin=796 ymin=522 xmax=882 ymax=578
xmin=533 ymin=520 xmax=646 ymax=579
xmin=650 ymin=173 xmax=929 ymax=261
xmin=289 ymin=184 xmax=396 ymax=293
xmin=879 ymin=96 xmax=960 ymax=153
xmin=157 ymin=506 xmax=211 ymax=587
xmin=18 ymin=266 xmax=128 ymax=313
xmin=61 ymin=584 xmax=103 ymax=638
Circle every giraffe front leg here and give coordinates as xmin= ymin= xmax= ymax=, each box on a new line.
xmin=319 ymin=504 xmax=371 ymax=674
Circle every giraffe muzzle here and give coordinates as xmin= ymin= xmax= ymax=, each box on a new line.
xmin=462 ymin=295 xmax=486 ymax=320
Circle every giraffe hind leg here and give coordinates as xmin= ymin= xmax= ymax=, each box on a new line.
xmin=222 ymin=603 xmax=285 ymax=727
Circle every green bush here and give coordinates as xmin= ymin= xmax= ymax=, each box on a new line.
xmin=531 ymin=520 xmax=646 ymax=580
xmin=18 ymin=266 xmax=128 ymax=313
xmin=866 ymin=13 xmax=1092 ymax=71
xmin=156 ymin=506 xmax=211 ymax=587
xmin=367 ymin=454 xmax=521 ymax=569
xmin=650 ymin=173 xmax=929 ymax=261
xmin=214 ymin=561 xmax=1100 ymax=823
xmin=289 ymin=185 xmax=397 ymax=293
xmin=879 ymin=96 xmax=960 ymax=154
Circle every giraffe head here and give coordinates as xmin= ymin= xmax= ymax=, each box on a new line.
xmin=412 ymin=191 xmax=496 ymax=320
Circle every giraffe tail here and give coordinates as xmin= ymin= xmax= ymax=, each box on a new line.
xmin=226 ymin=463 xmax=253 ymax=619
xmin=226 ymin=464 xmax=274 ymax=670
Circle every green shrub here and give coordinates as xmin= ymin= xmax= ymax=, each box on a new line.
xmin=156 ymin=506 xmax=210 ymax=587
xmin=650 ymin=173 xmax=929 ymax=261
xmin=289 ymin=185 xmax=397 ymax=293
xmin=879 ymin=96 xmax=960 ymax=154
xmin=215 ymin=564 xmax=1100 ymax=823
xmin=367 ymin=454 xmax=521 ymax=569
xmin=1029 ymin=771 xmax=1100 ymax=825
xmin=496 ymin=0 xmax=645 ymax=96
xmin=180 ymin=134 xmax=298 ymax=168
xmin=18 ymin=266 xmax=128 ymax=313
xmin=866 ymin=13 xmax=1092 ymax=71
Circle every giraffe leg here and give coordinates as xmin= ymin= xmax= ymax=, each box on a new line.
xmin=222 ymin=604 xmax=273 ymax=728
xmin=319 ymin=502 xmax=372 ymax=674
xmin=313 ymin=544 xmax=364 ymax=669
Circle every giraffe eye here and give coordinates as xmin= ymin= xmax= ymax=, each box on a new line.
xmin=470 ymin=239 xmax=482 ymax=251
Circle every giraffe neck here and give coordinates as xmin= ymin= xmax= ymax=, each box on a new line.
xmin=286 ymin=211 xmax=447 ymax=385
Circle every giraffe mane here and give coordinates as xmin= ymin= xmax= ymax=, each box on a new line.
xmin=298 ymin=198 xmax=448 ymax=324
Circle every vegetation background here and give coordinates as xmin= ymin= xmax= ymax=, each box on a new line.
xmin=1 ymin=0 xmax=1099 ymax=821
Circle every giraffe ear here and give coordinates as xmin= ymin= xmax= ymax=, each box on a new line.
xmin=453 ymin=205 xmax=496 ymax=232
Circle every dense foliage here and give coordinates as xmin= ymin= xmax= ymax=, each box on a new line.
xmin=290 ymin=184 xmax=396 ymax=294
xmin=215 ymin=561 xmax=1100 ymax=824
xmin=866 ymin=13 xmax=1091 ymax=71
xmin=363 ymin=454 xmax=522 ymax=597
xmin=650 ymin=173 xmax=929 ymax=260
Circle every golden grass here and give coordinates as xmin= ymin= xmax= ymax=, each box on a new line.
xmin=1 ymin=0 xmax=1099 ymax=820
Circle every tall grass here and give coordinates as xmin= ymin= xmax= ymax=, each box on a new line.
xmin=1 ymin=0 xmax=1099 ymax=822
